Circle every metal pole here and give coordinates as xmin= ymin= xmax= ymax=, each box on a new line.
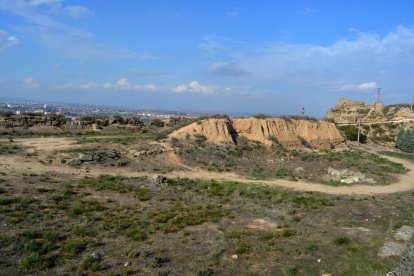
xmin=377 ymin=88 xmax=381 ymax=103
xmin=357 ymin=119 xmax=361 ymax=144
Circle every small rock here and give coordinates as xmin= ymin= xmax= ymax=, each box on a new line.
xmin=328 ymin=167 xmax=341 ymax=178
xmin=124 ymin=261 xmax=131 ymax=267
xmin=26 ymin=149 xmax=36 ymax=155
xmin=90 ymin=252 xmax=102 ymax=261
xmin=322 ymin=274 xmax=333 ymax=276
xmin=365 ymin=178 xmax=377 ymax=184
xmin=295 ymin=167 xmax=304 ymax=173
xmin=66 ymin=158 xmax=81 ymax=166
xmin=340 ymin=178 xmax=355 ymax=184
xmin=231 ymin=254 xmax=238 ymax=260
xmin=151 ymin=174 xmax=167 ymax=184
xmin=378 ymin=242 xmax=407 ymax=257
xmin=394 ymin=225 xmax=414 ymax=242
xmin=79 ymin=154 xmax=93 ymax=162
xmin=317 ymin=259 xmax=321 ymax=263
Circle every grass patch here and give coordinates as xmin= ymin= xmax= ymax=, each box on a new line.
xmin=334 ymin=235 xmax=350 ymax=245
xmin=172 ymin=179 xmax=334 ymax=210
xmin=80 ymin=175 xmax=152 ymax=201
xmin=0 ymin=143 xmax=20 ymax=154
xmin=378 ymin=151 xmax=414 ymax=162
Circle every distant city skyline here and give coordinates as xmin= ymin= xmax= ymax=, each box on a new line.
xmin=1 ymin=0 xmax=413 ymax=116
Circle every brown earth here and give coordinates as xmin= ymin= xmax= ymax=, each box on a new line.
xmin=169 ymin=117 xmax=345 ymax=149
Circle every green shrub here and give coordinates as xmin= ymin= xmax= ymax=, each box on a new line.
xmin=334 ymin=235 xmax=350 ymax=245
xmin=396 ymin=129 xmax=414 ymax=153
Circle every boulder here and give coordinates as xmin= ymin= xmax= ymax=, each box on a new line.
xmin=151 ymin=174 xmax=167 ymax=184
xmin=79 ymin=154 xmax=94 ymax=162
xmin=378 ymin=242 xmax=407 ymax=257
xmin=388 ymin=244 xmax=414 ymax=276
xmin=66 ymin=158 xmax=82 ymax=166
xmin=395 ymin=226 xmax=414 ymax=242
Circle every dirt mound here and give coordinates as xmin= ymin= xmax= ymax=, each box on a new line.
xmin=170 ymin=118 xmax=235 ymax=143
xmin=170 ymin=117 xmax=345 ymax=149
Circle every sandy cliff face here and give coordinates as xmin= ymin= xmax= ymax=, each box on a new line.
xmin=170 ymin=118 xmax=235 ymax=143
xmin=170 ymin=117 xmax=345 ymax=149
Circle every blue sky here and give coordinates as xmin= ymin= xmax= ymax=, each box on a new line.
xmin=0 ymin=0 xmax=413 ymax=116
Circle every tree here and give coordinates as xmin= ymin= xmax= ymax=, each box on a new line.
xmin=338 ymin=125 xmax=367 ymax=143
xmin=396 ymin=129 xmax=414 ymax=153
xmin=150 ymin=118 xmax=165 ymax=127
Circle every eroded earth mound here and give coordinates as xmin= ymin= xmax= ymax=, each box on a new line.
xmin=170 ymin=117 xmax=345 ymax=149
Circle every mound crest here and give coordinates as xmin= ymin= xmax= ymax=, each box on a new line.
xmin=170 ymin=117 xmax=345 ymax=150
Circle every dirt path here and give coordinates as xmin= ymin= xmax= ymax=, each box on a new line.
xmin=1 ymin=137 xmax=414 ymax=195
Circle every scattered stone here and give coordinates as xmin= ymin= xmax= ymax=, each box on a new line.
xmin=322 ymin=274 xmax=333 ymax=276
xmin=365 ymin=178 xmax=377 ymax=184
xmin=26 ymin=149 xmax=37 ymax=156
xmin=66 ymin=158 xmax=82 ymax=166
xmin=79 ymin=154 xmax=93 ymax=162
xmin=340 ymin=178 xmax=355 ymax=184
xmin=378 ymin=242 xmax=407 ymax=257
xmin=151 ymin=174 xmax=168 ymax=184
xmin=231 ymin=254 xmax=238 ymax=260
xmin=90 ymin=252 xmax=102 ymax=261
xmin=328 ymin=167 xmax=372 ymax=184
xmin=124 ymin=261 xmax=132 ymax=267
xmin=133 ymin=148 xmax=167 ymax=157
xmin=343 ymin=227 xmax=370 ymax=232
xmin=394 ymin=226 xmax=414 ymax=242
xmin=328 ymin=167 xmax=341 ymax=178
xmin=295 ymin=167 xmax=304 ymax=173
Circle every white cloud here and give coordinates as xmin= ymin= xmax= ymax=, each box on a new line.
xmin=110 ymin=77 xmax=159 ymax=91
xmin=55 ymin=82 xmax=99 ymax=90
xmin=174 ymin=81 xmax=213 ymax=94
xmin=0 ymin=30 xmax=19 ymax=52
xmin=338 ymin=82 xmax=377 ymax=91
xmin=23 ymin=77 xmax=40 ymax=88
xmin=116 ymin=78 xmax=130 ymax=89
xmin=198 ymin=37 xmax=225 ymax=54
xmin=30 ymin=0 xmax=62 ymax=6
xmin=65 ymin=5 xmax=91 ymax=19
xmin=208 ymin=61 xmax=249 ymax=76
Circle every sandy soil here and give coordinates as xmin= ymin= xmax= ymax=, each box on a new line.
xmin=1 ymin=137 xmax=413 ymax=196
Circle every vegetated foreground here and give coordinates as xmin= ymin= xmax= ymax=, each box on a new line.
xmin=1 ymin=172 xmax=414 ymax=275
xmin=0 ymin=124 xmax=414 ymax=275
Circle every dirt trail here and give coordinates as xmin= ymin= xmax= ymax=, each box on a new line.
xmin=1 ymin=137 xmax=414 ymax=195
xmin=12 ymin=137 xmax=81 ymax=152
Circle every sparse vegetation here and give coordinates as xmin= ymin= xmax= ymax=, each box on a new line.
xmin=0 ymin=124 xmax=411 ymax=275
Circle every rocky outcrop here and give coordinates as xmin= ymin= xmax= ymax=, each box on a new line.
xmin=326 ymin=98 xmax=414 ymax=124
xmin=169 ymin=117 xmax=345 ymax=150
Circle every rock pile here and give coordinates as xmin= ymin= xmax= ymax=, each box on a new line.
xmin=326 ymin=167 xmax=376 ymax=184
xmin=66 ymin=150 xmax=122 ymax=166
